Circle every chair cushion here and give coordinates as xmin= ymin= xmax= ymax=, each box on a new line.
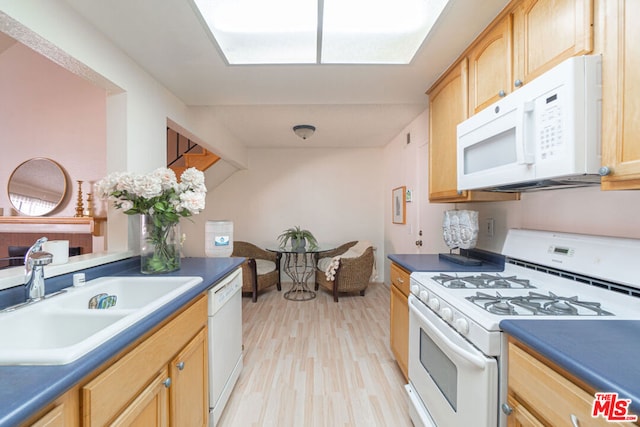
xmin=317 ymin=257 xmax=333 ymax=272
xmin=255 ymin=259 xmax=276 ymax=275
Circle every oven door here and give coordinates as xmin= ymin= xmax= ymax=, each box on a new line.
xmin=407 ymin=295 xmax=498 ymax=427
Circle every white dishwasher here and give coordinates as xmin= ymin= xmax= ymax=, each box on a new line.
xmin=208 ymin=268 xmax=243 ymax=426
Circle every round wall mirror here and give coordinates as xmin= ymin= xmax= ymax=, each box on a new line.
xmin=8 ymin=158 xmax=67 ymax=216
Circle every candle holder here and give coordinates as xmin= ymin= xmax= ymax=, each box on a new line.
xmin=85 ymin=192 xmax=94 ymax=217
xmin=74 ymin=180 xmax=85 ymax=217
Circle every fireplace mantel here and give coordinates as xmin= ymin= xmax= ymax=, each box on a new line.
xmin=0 ymin=217 xmax=106 ymax=236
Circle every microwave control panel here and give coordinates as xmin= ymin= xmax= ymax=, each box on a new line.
xmin=538 ymin=91 xmax=564 ymax=161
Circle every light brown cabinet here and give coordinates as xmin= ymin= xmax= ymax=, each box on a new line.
xmin=600 ymin=0 xmax=640 ymax=190
xmin=506 ymin=395 xmax=544 ymax=427
xmin=427 ymin=0 xmax=597 ymax=202
xmin=82 ymin=295 xmax=208 ymax=426
xmin=468 ymin=14 xmax=514 ymax=115
xmin=428 ymin=58 xmax=469 ymax=202
xmin=30 ymin=404 xmax=66 ymax=427
xmin=428 ymin=57 xmax=519 ymax=203
xmin=22 ymin=294 xmax=208 ymax=427
xmin=506 ymin=339 xmax=628 ymax=427
xmin=169 ymin=328 xmax=209 ymax=427
xmin=110 ymin=368 xmax=170 ymax=427
xmin=389 ymin=262 xmax=410 ymax=381
xmin=512 ymin=0 xmax=593 ymax=86
xmin=469 ymin=0 xmax=593 ymax=112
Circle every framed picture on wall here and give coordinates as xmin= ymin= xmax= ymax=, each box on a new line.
xmin=392 ymin=186 xmax=406 ymax=224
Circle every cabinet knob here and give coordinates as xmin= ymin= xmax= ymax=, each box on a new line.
xmin=501 ymin=403 xmax=513 ymax=415
xmin=498 ymin=90 xmax=506 ymax=97
xmin=598 ymin=166 xmax=611 ymax=176
xmin=163 ymin=377 xmax=172 ymax=388
xmin=415 ymin=240 xmax=423 ymax=247
xmin=397 ymin=277 xmax=404 ymax=284
xmin=514 ymin=79 xmax=523 ymax=88
xmin=176 ymin=361 xmax=185 ymax=370
xmin=570 ymin=414 xmax=580 ymax=427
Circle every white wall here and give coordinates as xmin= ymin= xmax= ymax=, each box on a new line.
xmin=382 ymin=108 xmax=451 ymax=279
xmin=0 ymin=42 xmax=106 ymax=218
xmin=0 ymin=1 xmax=248 ymax=252
xmin=465 ymin=186 xmax=640 ymax=253
xmin=180 ymin=147 xmax=386 ymax=280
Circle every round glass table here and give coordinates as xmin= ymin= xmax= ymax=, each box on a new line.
xmin=267 ymin=246 xmax=334 ymax=301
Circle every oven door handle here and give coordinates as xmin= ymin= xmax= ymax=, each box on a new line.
xmin=410 ymin=299 xmax=488 ymax=370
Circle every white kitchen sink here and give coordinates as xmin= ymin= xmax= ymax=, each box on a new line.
xmin=0 ymin=275 xmax=203 ymax=365
xmin=53 ymin=276 xmax=204 ymax=310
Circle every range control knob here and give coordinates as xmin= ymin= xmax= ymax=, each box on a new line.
xmin=454 ymin=318 xmax=470 ymax=335
xmin=440 ymin=307 xmax=453 ymax=322
xmin=419 ymin=290 xmax=429 ymax=304
xmin=411 ymin=284 xmax=420 ymax=295
xmin=428 ymin=298 xmax=440 ymax=312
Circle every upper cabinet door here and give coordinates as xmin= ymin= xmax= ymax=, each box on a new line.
xmin=468 ymin=15 xmax=514 ymax=115
xmin=601 ymin=0 xmax=640 ymax=190
xmin=428 ymin=58 xmax=469 ymax=202
xmin=512 ymin=0 xmax=593 ymax=87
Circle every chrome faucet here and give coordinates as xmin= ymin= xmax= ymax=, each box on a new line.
xmin=24 ymin=237 xmax=53 ymax=302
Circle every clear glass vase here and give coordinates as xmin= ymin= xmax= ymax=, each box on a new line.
xmin=140 ymin=213 xmax=181 ymax=274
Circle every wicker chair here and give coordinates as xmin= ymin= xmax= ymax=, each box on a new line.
xmin=314 ymin=241 xmax=374 ymax=302
xmin=231 ymin=241 xmax=281 ymax=302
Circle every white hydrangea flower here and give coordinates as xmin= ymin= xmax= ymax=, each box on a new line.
xmin=179 ymin=190 xmax=206 ymax=214
xmin=119 ymin=200 xmax=134 ymax=211
xmin=95 ymin=167 xmax=206 ymax=218
xmin=179 ymin=168 xmax=206 ymax=192
xmin=132 ymin=174 xmax=162 ymax=199
xmin=115 ymin=172 xmax=135 ymax=194
xmin=152 ymin=167 xmax=178 ymax=191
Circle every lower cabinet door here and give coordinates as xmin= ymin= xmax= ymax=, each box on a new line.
xmin=111 ymin=368 xmax=170 ymax=427
xmin=506 ymin=396 xmax=544 ymax=427
xmin=390 ymin=284 xmax=409 ymax=380
xmin=169 ymin=327 xmax=209 ymax=427
xmin=30 ymin=404 xmax=65 ymax=427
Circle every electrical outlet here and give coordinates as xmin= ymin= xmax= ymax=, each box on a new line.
xmin=485 ymin=218 xmax=495 ymax=237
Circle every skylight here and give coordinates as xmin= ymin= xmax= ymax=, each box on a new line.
xmin=192 ymin=0 xmax=451 ymax=65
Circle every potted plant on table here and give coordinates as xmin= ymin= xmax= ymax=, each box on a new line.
xmin=277 ymin=226 xmax=319 ymax=252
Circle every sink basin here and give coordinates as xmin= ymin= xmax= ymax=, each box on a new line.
xmin=53 ymin=276 xmax=204 ymax=311
xmin=0 ymin=275 xmax=203 ymax=365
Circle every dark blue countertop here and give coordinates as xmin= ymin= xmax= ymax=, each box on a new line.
xmin=0 ymin=256 xmax=244 ymax=427
xmin=501 ymin=320 xmax=640 ymax=417
xmin=388 ymin=249 xmax=504 ymax=273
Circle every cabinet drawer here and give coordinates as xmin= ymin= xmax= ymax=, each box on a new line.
xmin=82 ymin=295 xmax=207 ymax=426
xmin=390 ymin=263 xmax=410 ymax=296
xmin=508 ymin=342 xmax=627 ymax=427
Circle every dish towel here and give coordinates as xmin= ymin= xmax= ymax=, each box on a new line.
xmin=323 ymin=240 xmax=376 ymax=281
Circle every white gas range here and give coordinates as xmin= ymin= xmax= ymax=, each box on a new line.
xmin=406 ymin=229 xmax=640 ymax=427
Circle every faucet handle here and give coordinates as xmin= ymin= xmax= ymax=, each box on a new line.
xmin=24 ymin=237 xmax=48 ymax=265
xmin=28 ymin=251 xmax=53 ymax=266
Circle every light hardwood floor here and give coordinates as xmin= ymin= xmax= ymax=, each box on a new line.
xmin=218 ymin=282 xmax=412 ymax=427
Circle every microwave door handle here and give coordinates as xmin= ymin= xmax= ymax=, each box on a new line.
xmin=516 ymin=101 xmax=535 ymax=165
xmin=410 ymin=299 xmax=488 ymax=370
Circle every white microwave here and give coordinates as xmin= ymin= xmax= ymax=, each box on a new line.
xmin=457 ymin=55 xmax=602 ymax=192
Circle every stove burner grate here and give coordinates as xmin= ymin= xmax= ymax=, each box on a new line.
xmin=466 ymin=291 xmax=614 ymax=316
xmin=431 ymin=273 xmax=535 ymax=289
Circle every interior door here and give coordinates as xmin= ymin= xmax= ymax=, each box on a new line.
xmin=418 ymin=134 xmax=449 ymax=254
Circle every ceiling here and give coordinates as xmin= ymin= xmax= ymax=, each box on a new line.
xmin=62 ymin=0 xmax=510 ymax=149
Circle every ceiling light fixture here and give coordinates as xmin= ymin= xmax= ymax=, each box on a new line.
xmin=293 ymin=125 xmax=316 ymax=140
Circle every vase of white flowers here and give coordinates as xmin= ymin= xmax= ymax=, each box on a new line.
xmin=96 ymin=167 xmax=207 ymax=274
